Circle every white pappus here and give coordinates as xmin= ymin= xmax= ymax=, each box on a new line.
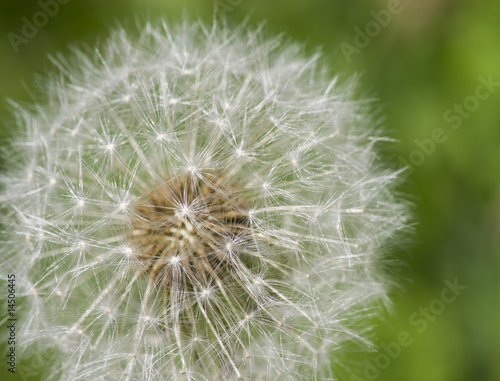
xmin=0 ymin=19 xmax=409 ymax=381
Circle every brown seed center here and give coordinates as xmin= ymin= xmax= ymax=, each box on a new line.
xmin=129 ymin=172 xmax=251 ymax=291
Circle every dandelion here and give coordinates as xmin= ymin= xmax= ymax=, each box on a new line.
xmin=0 ymin=19 xmax=409 ymax=380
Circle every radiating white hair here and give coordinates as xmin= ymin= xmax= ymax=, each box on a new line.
xmin=0 ymin=18 xmax=409 ymax=381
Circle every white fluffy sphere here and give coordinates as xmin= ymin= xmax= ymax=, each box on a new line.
xmin=0 ymin=19 xmax=408 ymax=381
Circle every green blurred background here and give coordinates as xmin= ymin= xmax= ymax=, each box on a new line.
xmin=0 ymin=1 xmax=498 ymax=380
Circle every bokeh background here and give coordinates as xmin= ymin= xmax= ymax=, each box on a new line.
xmin=0 ymin=1 xmax=498 ymax=380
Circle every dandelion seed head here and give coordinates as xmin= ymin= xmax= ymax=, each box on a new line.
xmin=0 ymin=19 xmax=409 ymax=381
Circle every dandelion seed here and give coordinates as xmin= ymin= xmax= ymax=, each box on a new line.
xmin=0 ymin=19 xmax=409 ymax=381
xmin=169 ymin=256 xmax=181 ymax=265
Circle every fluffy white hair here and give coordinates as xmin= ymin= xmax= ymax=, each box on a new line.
xmin=0 ymin=19 xmax=409 ymax=381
